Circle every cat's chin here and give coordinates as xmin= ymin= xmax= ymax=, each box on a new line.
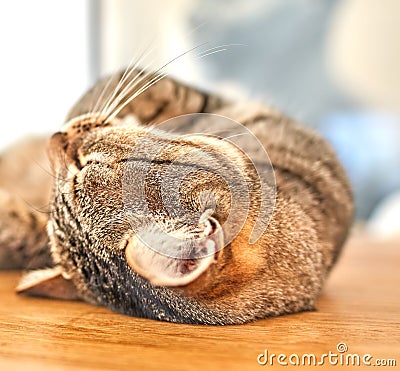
xmin=124 ymin=217 xmax=223 ymax=287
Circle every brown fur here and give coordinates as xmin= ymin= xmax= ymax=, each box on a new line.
xmin=0 ymin=69 xmax=353 ymax=324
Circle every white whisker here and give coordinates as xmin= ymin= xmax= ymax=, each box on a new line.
xmin=103 ymin=43 xmax=208 ymax=122
xmin=105 ymin=72 xmax=167 ymax=123
xmin=102 ymin=62 xmax=157 ymax=119
xmin=91 ymin=73 xmax=120 ymax=115
xmin=100 ymin=48 xmax=157 ymax=117
xmin=196 ymin=48 xmax=227 ymax=59
xmin=196 ymin=43 xmax=246 ymax=59
xmin=153 ymin=42 xmax=208 ymax=72
xmin=99 ymin=33 xmax=163 ymax=118
xmin=187 ymin=21 xmax=208 ymax=36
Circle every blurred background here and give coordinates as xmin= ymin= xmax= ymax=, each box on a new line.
xmin=1 ymin=0 xmax=399 ymax=238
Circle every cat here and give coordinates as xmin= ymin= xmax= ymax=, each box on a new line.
xmin=0 ymin=68 xmax=353 ymax=324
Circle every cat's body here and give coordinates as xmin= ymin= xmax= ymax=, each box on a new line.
xmin=0 ymin=69 xmax=353 ymax=324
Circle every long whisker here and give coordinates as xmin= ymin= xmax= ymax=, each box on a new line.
xmin=196 ymin=48 xmax=227 ymax=59
xmin=32 ymin=158 xmax=70 ymax=184
xmin=196 ymin=43 xmax=245 ymax=59
xmin=16 ymin=192 xmax=56 ymax=216
xmin=101 ymin=60 xmax=157 ymax=119
xmin=198 ymin=43 xmax=245 ymax=53
xmin=106 ymin=43 xmax=244 ymax=118
xmin=104 ymin=43 xmax=209 ymax=123
xmin=103 ymin=68 xmax=163 ymax=122
xmin=100 ymin=36 xmax=162 ymax=117
xmin=187 ymin=21 xmax=208 ymax=36
xmin=100 ymin=53 xmax=155 ymax=117
xmin=91 ymin=73 xmax=120 ymax=115
xmin=100 ymin=41 xmax=244 ymax=125
xmin=151 ymin=42 xmax=209 ymax=75
xmin=57 ymin=148 xmax=76 ymax=180
xmin=131 ymin=43 xmax=243 ymax=112
xmin=104 ymin=71 xmax=167 ymax=123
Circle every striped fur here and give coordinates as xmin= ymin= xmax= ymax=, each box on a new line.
xmin=0 ymin=69 xmax=353 ymax=324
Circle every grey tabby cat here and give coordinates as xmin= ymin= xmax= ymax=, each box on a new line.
xmin=0 ymin=68 xmax=353 ymax=324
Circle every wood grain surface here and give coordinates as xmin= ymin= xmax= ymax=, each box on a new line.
xmin=0 ymin=236 xmax=399 ymax=370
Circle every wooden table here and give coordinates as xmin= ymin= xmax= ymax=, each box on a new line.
xmin=0 ymin=236 xmax=399 ymax=370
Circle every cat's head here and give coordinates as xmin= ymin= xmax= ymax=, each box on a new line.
xmin=21 ymin=111 xmax=268 ymax=302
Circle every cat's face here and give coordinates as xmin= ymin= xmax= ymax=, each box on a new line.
xmin=47 ymin=113 xmax=263 ymax=308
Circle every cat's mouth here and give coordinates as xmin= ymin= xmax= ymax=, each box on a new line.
xmin=124 ymin=215 xmax=223 ymax=287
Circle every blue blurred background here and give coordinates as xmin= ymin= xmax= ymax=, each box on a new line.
xmin=178 ymin=0 xmax=400 ymax=224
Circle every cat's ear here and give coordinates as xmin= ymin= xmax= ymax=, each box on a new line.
xmin=16 ymin=266 xmax=80 ymax=300
xmin=125 ymin=218 xmax=223 ymax=287
xmin=47 ymin=131 xmax=69 ymax=171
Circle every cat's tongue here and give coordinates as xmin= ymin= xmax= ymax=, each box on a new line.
xmin=125 ymin=219 xmax=222 ymax=287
